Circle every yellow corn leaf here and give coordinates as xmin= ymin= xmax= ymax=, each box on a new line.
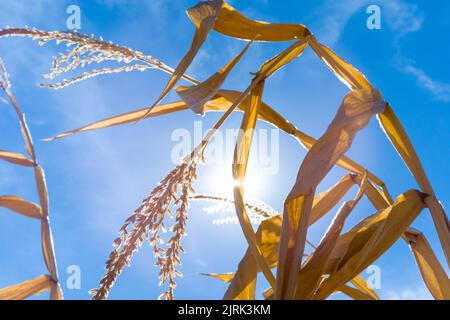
xmin=264 ymin=283 xmax=376 ymax=300
xmin=142 ymin=0 xmax=223 ymax=118
xmin=338 ymin=284 xmax=376 ymax=300
xmin=314 ymin=190 xmax=426 ymax=299
xmin=403 ymin=229 xmax=450 ymax=300
xmin=0 ymin=150 xmax=34 ymax=167
xmin=202 ymin=273 xmax=234 ymax=283
xmin=42 ymin=101 xmax=190 ymax=141
xmin=295 ymin=176 xmax=367 ymax=299
xmin=0 ymin=195 xmax=42 ymax=219
xmin=0 ymin=275 xmax=51 ymax=300
xmin=350 ymin=274 xmax=380 ymax=300
xmin=214 ymin=2 xmax=310 ymax=41
xmin=309 ymin=37 xmax=371 ymax=90
xmin=276 ymin=88 xmax=386 ymax=299
xmin=257 ymin=37 xmax=309 ymax=79
xmin=378 ymin=104 xmax=450 ymax=267
xmin=295 ymin=201 xmax=356 ymax=299
xmin=232 ymin=80 xmax=276 ymax=291
xmin=214 ymin=216 xmax=281 ymax=300
xmin=34 ymin=165 xmax=48 ymax=218
xmin=262 ymin=287 xmax=273 ymax=300
xmin=176 ymin=39 xmax=253 ymax=114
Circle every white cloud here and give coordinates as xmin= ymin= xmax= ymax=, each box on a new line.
xmin=310 ymin=0 xmax=450 ymax=102
xmin=309 ymin=0 xmax=423 ymax=46
xmin=308 ymin=0 xmax=366 ymax=46
xmin=382 ymin=1 xmax=424 ymax=38
xmin=399 ymin=63 xmax=450 ymax=102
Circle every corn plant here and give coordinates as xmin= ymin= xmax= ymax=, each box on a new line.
xmin=0 ymin=0 xmax=448 ymax=300
xmin=0 ymin=59 xmax=62 ymax=300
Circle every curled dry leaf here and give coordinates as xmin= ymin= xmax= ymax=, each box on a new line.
xmin=142 ymin=0 xmax=223 ymax=118
xmin=0 ymin=196 xmax=42 ymax=219
xmin=276 ymin=88 xmax=386 ymax=299
xmin=295 ymin=174 xmax=367 ymax=299
xmin=379 ymin=104 xmax=450 ymax=267
xmin=0 ymin=150 xmax=35 ymax=167
xmin=314 ymin=190 xmax=427 ymax=299
xmin=214 ymin=2 xmax=310 ymax=41
xmin=203 ymin=173 xmax=364 ymax=300
xmin=176 ymin=39 xmax=253 ymax=114
xmin=403 ymin=229 xmax=450 ymax=300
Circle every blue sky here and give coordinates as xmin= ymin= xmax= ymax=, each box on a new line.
xmin=0 ymin=0 xmax=449 ymax=300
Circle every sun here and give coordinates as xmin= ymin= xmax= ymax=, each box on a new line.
xmin=207 ymin=165 xmax=261 ymax=197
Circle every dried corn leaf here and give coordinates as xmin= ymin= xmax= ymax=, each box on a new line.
xmin=261 ymin=282 xmax=376 ymax=300
xmin=403 ymin=229 xmax=450 ymax=300
xmin=0 ymin=274 xmax=51 ymax=300
xmin=143 ymin=0 xmax=223 ymax=118
xmin=309 ymin=38 xmax=371 ymax=90
xmin=352 ymin=175 xmax=390 ymax=210
xmin=0 ymin=195 xmax=42 ymax=219
xmin=226 ymin=215 xmax=281 ymax=300
xmin=0 ymin=150 xmax=34 ymax=167
xmin=350 ymin=274 xmax=380 ymax=300
xmin=34 ymin=165 xmax=49 ymax=218
xmin=257 ymin=37 xmax=309 ymax=79
xmin=309 ymin=174 xmax=356 ymax=225
xmin=203 ymin=216 xmax=281 ymax=300
xmin=214 ymin=2 xmax=310 ymax=41
xmin=202 ymin=273 xmax=234 ymax=283
xmin=314 ymin=190 xmax=426 ymax=299
xmin=378 ymin=104 xmax=450 ymax=267
xmin=295 ymin=179 xmax=366 ymax=299
xmin=176 ymin=40 xmax=253 ymax=114
xmin=276 ymin=88 xmax=386 ymax=299
xmin=43 ymin=101 xmax=190 ymax=141
xmin=216 ymin=174 xmax=357 ymax=300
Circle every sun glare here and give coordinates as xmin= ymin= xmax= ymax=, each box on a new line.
xmin=208 ymin=166 xmax=261 ymax=197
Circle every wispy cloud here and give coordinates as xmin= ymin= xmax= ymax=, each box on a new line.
xmin=310 ymin=0 xmax=449 ymax=102
xmin=309 ymin=0 xmax=423 ymax=46
xmin=385 ymin=285 xmax=432 ymax=300
xmin=399 ymin=62 xmax=450 ymax=102
xmin=308 ymin=0 xmax=366 ymax=46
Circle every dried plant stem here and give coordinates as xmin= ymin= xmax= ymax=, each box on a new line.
xmin=0 ymin=59 xmax=62 ymax=299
